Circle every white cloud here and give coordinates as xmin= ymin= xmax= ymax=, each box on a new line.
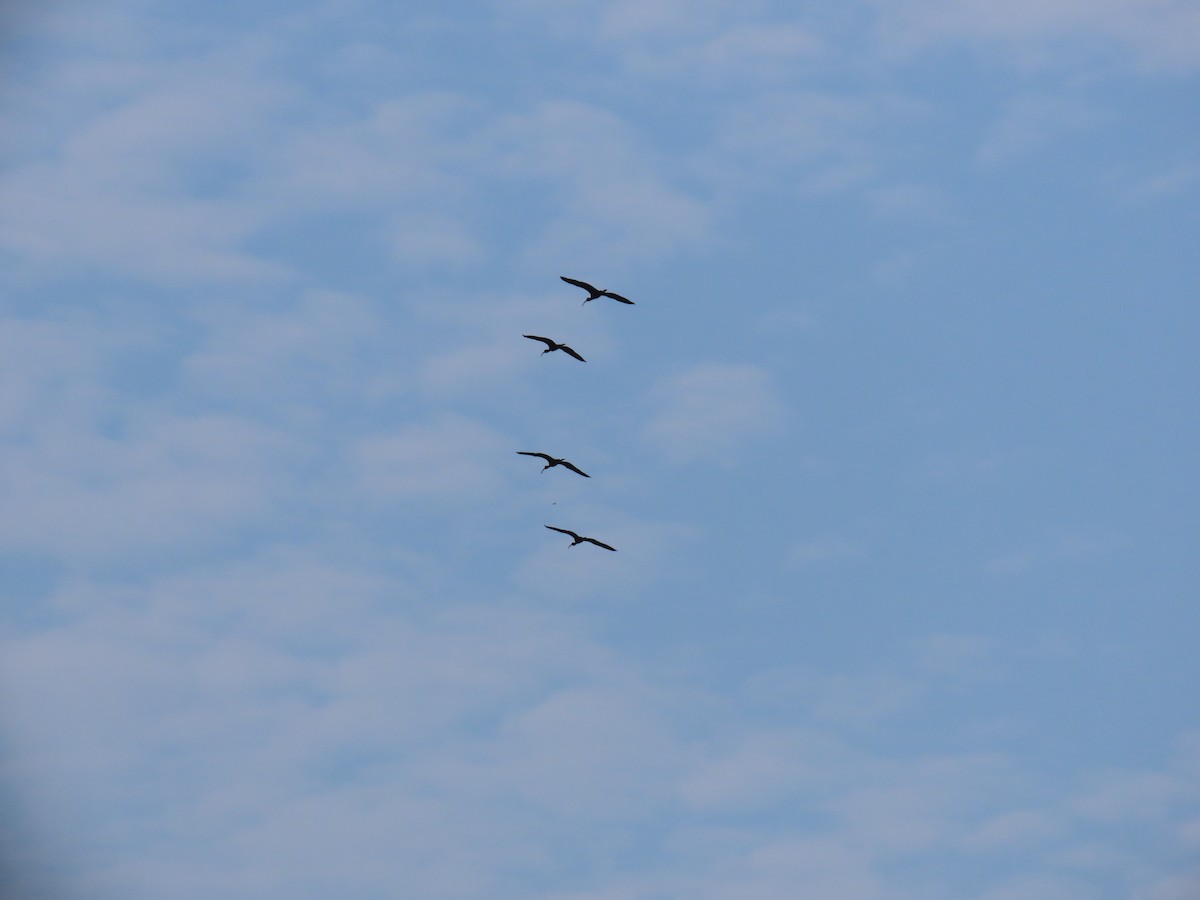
xmin=0 ymin=410 xmax=301 ymax=561
xmin=678 ymin=729 xmax=836 ymax=812
xmin=829 ymin=753 xmax=1020 ymax=856
xmin=0 ymin=294 xmax=413 ymax=567
xmin=912 ymin=633 xmax=997 ymax=679
xmin=182 ymin=289 xmax=399 ymax=411
xmin=1 ymin=567 xmax=627 ymax=895
xmin=1124 ymin=160 xmax=1200 ymax=200
xmin=975 ymin=874 xmax=1093 ymax=900
xmin=1 ymin=3 xmax=1196 ymax=898
xmin=695 ymin=89 xmax=928 ymax=205
xmin=866 ymin=182 xmax=954 ymax=220
xmin=962 ymin=809 xmax=1065 ymax=850
xmin=0 ymin=161 xmax=288 ymax=284
xmin=595 ymin=0 xmax=746 ymax=41
xmin=624 ymin=23 xmax=824 ymax=84
xmin=265 ymin=91 xmax=715 ymax=271
xmin=349 ymin=413 xmax=512 ymax=504
xmin=386 ymin=212 xmax=482 ymax=265
xmin=714 ymin=91 xmax=874 ymax=171
xmin=976 ymin=95 xmax=1103 ymax=166
xmin=1175 ymin=816 xmax=1200 ymax=850
xmin=266 ymin=91 xmax=474 ymax=210
xmin=809 ymin=673 xmax=925 ymax=729
xmin=0 ymin=45 xmax=297 ymax=284
xmin=420 ymin=682 xmax=686 ymax=821
xmin=986 ymin=528 xmax=1127 ymax=574
xmin=498 ymin=0 xmax=765 ymax=45
xmin=0 ymin=312 xmax=114 ymax=436
xmin=1 ymin=8 xmax=725 ymax=290
xmin=482 ymin=100 xmax=713 ymax=263
xmin=642 ymin=362 xmax=788 ymax=463
xmin=4 ymin=589 xmax=1199 ymax=897
xmin=529 ymin=174 xmax=711 ymax=264
xmin=876 ymin=0 xmax=1200 ymax=71
xmin=1135 ymin=872 xmax=1200 ymax=900
xmin=1072 ymin=770 xmax=1188 ymax=823
xmin=421 ymin=339 xmax=530 ymax=400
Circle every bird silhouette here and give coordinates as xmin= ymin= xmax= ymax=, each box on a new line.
xmin=545 ymin=525 xmax=616 ymax=551
xmin=560 ymin=276 xmax=635 ymax=306
xmin=523 ymin=334 xmax=586 ymax=361
xmin=517 ymin=452 xmax=590 ymax=477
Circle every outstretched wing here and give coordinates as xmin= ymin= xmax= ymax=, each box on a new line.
xmin=523 ymin=334 xmax=555 ymax=348
xmin=601 ymin=291 xmax=635 ymax=305
xmin=559 ymin=344 xmax=586 ymax=362
xmin=559 ymin=459 xmax=590 ymax=478
xmin=560 ymin=276 xmax=598 ymax=293
xmin=582 ymin=536 xmax=617 ymax=551
xmin=517 ymin=451 xmax=554 ymax=463
xmin=545 ymin=525 xmax=580 ymax=540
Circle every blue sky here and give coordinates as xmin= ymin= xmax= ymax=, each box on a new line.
xmin=1 ymin=1 xmax=1197 ymax=897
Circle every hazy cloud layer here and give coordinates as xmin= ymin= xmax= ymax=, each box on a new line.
xmin=642 ymin=363 xmax=788 ymax=463
xmin=1 ymin=1 xmax=1196 ymax=898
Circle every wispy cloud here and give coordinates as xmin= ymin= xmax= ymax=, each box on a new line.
xmin=1124 ymin=159 xmax=1200 ymax=200
xmin=695 ymin=88 xmax=929 ymax=207
xmin=622 ymin=23 xmax=825 ymax=85
xmin=0 ymin=408 xmax=301 ymax=562
xmin=707 ymin=90 xmax=875 ymax=177
xmin=976 ymin=95 xmax=1103 ymax=166
xmin=481 ymin=100 xmax=713 ymax=264
xmin=0 ymin=41 xmax=298 ymax=284
xmin=986 ymin=527 xmax=1127 ymax=574
xmin=678 ymin=728 xmax=836 ymax=813
xmin=349 ymin=413 xmax=513 ymax=505
xmin=641 ymin=362 xmax=788 ymax=463
xmin=4 ymin=567 xmax=1198 ymax=898
xmin=182 ymin=289 xmax=397 ymax=410
xmin=2 ymin=2 xmax=1196 ymax=897
xmin=875 ymin=0 xmax=1200 ymax=71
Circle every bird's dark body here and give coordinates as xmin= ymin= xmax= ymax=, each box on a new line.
xmin=522 ymin=280 xmax=629 ymax=553
xmin=560 ymin=276 xmax=635 ymax=306
xmin=523 ymin=334 xmax=586 ymax=362
xmin=517 ymin=452 xmax=590 ymax=478
xmin=545 ymin=525 xmax=617 ymax=551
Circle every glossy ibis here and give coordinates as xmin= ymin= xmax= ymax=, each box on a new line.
xmin=545 ymin=525 xmax=617 ymax=551
xmin=517 ymin=452 xmax=590 ymax=477
xmin=560 ymin=276 xmax=635 ymax=306
xmin=523 ymin=334 xmax=586 ymax=362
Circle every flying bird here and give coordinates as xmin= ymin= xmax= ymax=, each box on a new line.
xmin=560 ymin=276 xmax=635 ymax=306
xmin=545 ymin=525 xmax=617 ymax=551
xmin=517 ymin=452 xmax=590 ymax=477
xmin=523 ymin=334 xmax=586 ymax=361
